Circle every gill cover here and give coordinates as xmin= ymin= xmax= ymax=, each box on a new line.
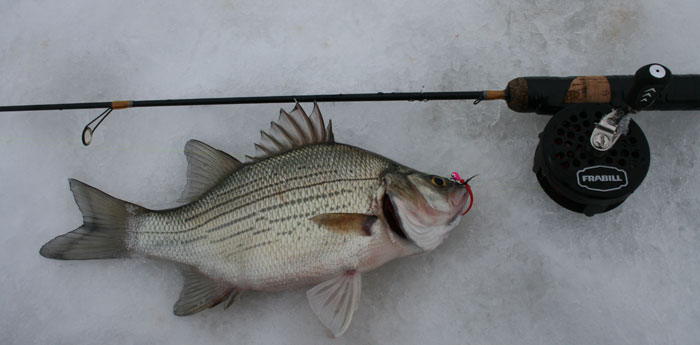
xmin=383 ymin=172 xmax=467 ymax=251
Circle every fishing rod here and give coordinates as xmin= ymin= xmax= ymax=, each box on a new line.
xmin=2 ymin=92 xmax=490 ymax=146
xmin=2 ymin=64 xmax=698 ymax=144
xmin=2 ymin=63 xmax=699 ymax=216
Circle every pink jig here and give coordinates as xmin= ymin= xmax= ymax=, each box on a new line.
xmin=451 ymin=172 xmax=475 ymax=216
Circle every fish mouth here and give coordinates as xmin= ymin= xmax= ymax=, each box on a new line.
xmin=382 ymin=193 xmax=407 ymax=240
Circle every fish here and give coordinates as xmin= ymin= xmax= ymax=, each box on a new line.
xmin=40 ymin=103 xmax=471 ymax=337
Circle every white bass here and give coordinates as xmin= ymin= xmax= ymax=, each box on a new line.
xmin=40 ymin=104 xmax=471 ymax=337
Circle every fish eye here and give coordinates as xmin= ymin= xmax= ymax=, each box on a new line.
xmin=431 ymin=176 xmax=446 ymax=187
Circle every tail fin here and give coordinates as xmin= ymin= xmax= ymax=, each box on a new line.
xmin=40 ymin=179 xmax=146 ymax=260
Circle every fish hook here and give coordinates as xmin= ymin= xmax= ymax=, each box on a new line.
xmin=451 ymin=172 xmax=477 ymax=215
xmin=82 ymin=107 xmax=113 ymax=146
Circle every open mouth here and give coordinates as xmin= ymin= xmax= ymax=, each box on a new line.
xmin=382 ymin=194 xmax=407 ymax=240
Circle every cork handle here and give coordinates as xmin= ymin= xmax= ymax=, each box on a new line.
xmin=505 ymin=77 xmax=529 ymax=112
xmin=563 ymin=76 xmax=611 ymax=103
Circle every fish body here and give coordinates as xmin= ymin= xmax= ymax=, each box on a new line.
xmin=41 ymin=104 xmax=470 ymax=336
xmin=133 ymin=143 xmax=417 ymax=291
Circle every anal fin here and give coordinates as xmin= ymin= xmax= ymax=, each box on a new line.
xmin=307 ymin=270 xmax=362 ymax=337
xmin=174 ymin=265 xmax=237 ymax=316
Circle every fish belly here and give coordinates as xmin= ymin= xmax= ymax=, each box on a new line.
xmin=131 ymin=144 xmax=398 ymax=290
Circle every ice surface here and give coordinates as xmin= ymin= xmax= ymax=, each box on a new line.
xmin=1 ymin=0 xmax=700 ymax=344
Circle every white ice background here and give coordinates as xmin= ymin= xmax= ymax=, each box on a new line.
xmin=1 ymin=1 xmax=700 ymax=344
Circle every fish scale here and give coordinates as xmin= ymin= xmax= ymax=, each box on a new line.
xmin=131 ymin=144 xmax=390 ymax=289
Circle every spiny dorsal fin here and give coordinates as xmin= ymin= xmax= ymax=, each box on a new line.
xmin=310 ymin=213 xmax=376 ymax=236
xmin=174 ymin=265 xmax=238 ymax=316
xmin=178 ymin=140 xmax=242 ymax=203
xmin=246 ymin=102 xmax=335 ymax=162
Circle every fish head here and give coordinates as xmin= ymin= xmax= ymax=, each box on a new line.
xmin=382 ymin=169 xmax=470 ymax=251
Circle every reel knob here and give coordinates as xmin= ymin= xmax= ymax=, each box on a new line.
xmin=626 ymin=63 xmax=672 ymax=110
xmin=533 ymin=104 xmax=650 ymax=216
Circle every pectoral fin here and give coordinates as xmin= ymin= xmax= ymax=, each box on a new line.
xmin=310 ymin=213 xmax=376 ymax=236
xmin=306 ymin=270 xmax=362 ymax=337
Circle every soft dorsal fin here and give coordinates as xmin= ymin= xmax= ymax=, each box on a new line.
xmin=307 ymin=270 xmax=362 ymax=337
xmin=310 ymin=213 xmax=376 ymax=236
xmin=174 ymin=265 xmax=238 ymax=316
xmin=178 ymin=140 xmax=242 ymax=203
xmin=246 ymin=103 xmax=334 ymax=162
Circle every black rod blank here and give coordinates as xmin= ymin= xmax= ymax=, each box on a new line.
xmin=0 ymin=91 xmax=486 ymax=112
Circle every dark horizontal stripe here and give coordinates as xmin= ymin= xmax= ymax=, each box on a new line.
xmin=185 ymin=168 xmax=347 ymax=222
xmin=204 ymin=212 xmax=258 ymax=233
xmin=181 ymin=234 xmax=207 ymax=245
xmin=224 ymin=239 xmax=279 ymax=258
xmin=209 ymin=226 xmax=255 ymax=244
xmin=255 ymin=189 xmax=352 ymax=215
xmin=268 ymin=211 xmax=315 ymax=224
xmin=241 ymin=240 xmax=278 ymax=253
xmin=202 ymin=191 xmax=348 ymax=245
xmin=139 ymin=177 xmax=375 ymax=238
xmin=212 ymin=168 xmax=337 ymax=202
xmin=138 ymin=210 xmax=258 ymax=235
xmin=252 ymin=227 xmax=273 ymax=236
xmin=182 ymin=178 xmax=374 ymax=232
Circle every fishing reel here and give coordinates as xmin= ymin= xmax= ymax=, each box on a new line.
xmin=533 ymin=104 xmax=650 ymax=216
xmin=521 ymin=64 xmax=690 ymax=215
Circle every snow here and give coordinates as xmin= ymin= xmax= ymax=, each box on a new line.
xmin=1 ymin=0 xmax=700 ymax=344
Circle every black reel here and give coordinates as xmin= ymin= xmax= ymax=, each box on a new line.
xmin=533 ymin=104 xmax=650 ymax=216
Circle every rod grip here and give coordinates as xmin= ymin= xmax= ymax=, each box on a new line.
xmin=505 ymin=72 xmax=700 ymax=114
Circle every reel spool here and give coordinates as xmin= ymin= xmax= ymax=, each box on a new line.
xmin=533 ymin=104 xmax=650 ymax=216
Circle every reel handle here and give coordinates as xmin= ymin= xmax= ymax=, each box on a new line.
xmin=625 ymin=64 xmax=672 ymax=110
